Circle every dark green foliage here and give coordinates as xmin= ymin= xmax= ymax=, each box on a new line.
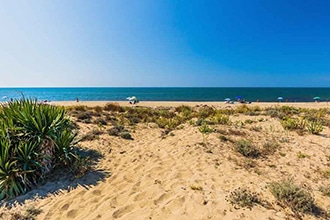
xmin=127 ymin=117 xmax=140 ymax=125
xmin=108 ymin=124 xmax=133 ymax=140
xmin=125 ymin=107 xmax=156 ymax=123
xmin=195 ymin=118 xmax=206 ymax=126
xmin=76 ymin=111 xmax=92 ymax=123
xmin=196 ymin=106 xmax=215 ymax=119
xmin=219 ymin=135 xmax=229 ymax=142
xmin=80 ymin=129 xmax=103 ymax=141
xmin=269 ymin=179 xmax=317 ymax=214
xmin=108 ymin=124 xmax=125 ymax=136
xmin=120 ymin=131 xmax=133 ymax=140
xmin=93 ymin=106 xmax=103 ymax=114
xmin=66 ymin=105 xmax=87 ymax=112
xmin=234 ymin=139 xmax=260 ymax=158
xmin=0 ymin=98 xmax=82 ymax=200
xmin=226 ymin=187 xmax=261 ymax=209
xmin=244 ymin=119 xmax=255 ymax=124
xmin=94 ymin=117 xmax=107 ymax=126
xmin=262 ymin=140 xmax=280 ymax=156
xmin=0 ymin=205 xmax=42 ymax=220
xmin=175 ymin=105 xmax=194 ymax=119
xmin=103 ymin=103 xmax=124 ymax=112
xmin=266 ymin=109 xmax=286 ymax=119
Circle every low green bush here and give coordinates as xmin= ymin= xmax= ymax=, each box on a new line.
xmin=234 ymin=139 xmax=260 ymax=158
xmin=226 ymin=187 xmax=260 ymax=209
xmin=269 ymin=179 xmax=316 ymax=214
xmin=0 ymin=98 xmax=84 ymax=200
xmin=120 ymin=131 xmax=133 ymax=140
xmin=281 ymin=117 xmax=305 ymax=131
xmin=306 ymin=120 xmax=323 ymax=134
xmin=103 ymin=103 xmax=124 ymax=112
xmin=212 ymin=113 xmax=230 ymax=125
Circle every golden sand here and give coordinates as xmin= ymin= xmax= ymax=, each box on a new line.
xmin=1 ymin=101 xmax=330 ymax=220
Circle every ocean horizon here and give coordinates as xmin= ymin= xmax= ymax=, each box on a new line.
xmin=0 ymin=87 xmax=329 ymax=102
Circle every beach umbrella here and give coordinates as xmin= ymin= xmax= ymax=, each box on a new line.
xmin=224 ymin=98 xmax=231 ymax=101
xmin=235 ymin=96 xmax=242 ymax=100
xmin=277 ymin=97 xmax=283 ymax=101
xmin=126 ymin=96 xmax=137 ymax=101
xmin=313 ymin=96 xmax=320 ymax=100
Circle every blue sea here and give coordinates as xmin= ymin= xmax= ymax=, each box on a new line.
xmin=0 ymin=87 xmax=329 ymax=102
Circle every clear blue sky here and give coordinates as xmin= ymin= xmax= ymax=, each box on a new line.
xmin=0 ymin=0 xmax=329 ymax=87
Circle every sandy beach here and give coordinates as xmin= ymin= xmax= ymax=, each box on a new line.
xmin=52 ymin=100 xmax=330 ymax=109
xmin=1 ymin=101 xmax=330 ymax=220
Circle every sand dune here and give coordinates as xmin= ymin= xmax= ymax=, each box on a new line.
xmin=1 ymin=102 xmax=330 ymax=220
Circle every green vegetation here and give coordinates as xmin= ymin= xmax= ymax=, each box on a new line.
xmin=269 ymin=179 xmax=317 ymax=214
xmin=0 ymin=99 xmax=88 ymax=200
xmin=319 ymin=185 xmax=330 ymax=197
xmin=199 ymin=123 xmax=215 ymax=146
xmin=80 ymin=129 xmax=103 ymax=141
xmin=234 ymin=139 xmax=260 ymax=158
xmin=226 ymin=187 xmax=261 ymax=209
xmin=297 ymin=152 xmax=310 ymax=159
xmin=108 ymin=124 xmax=133 ymax=140
xmin=323 ymin=169 xmax=330 ymax=179
xmin=261 ymin=140 xmax=280 ymax=156
xmin=211 ymin=112 xmax=231 ymax=125
xmin=281 ymin=117 xmax=305 ymax=131
xmin=305 ymin=120 xmax=323 ymax=134
xmin=103 ymin=103 xmax=125 ymax=112
xmin=0 ymin=204 xmax=42 ymax=220
xmin=219 ymin=135 xmax=230 ymax=142
xmin=120 ymin=131 xmax=133 ymax=140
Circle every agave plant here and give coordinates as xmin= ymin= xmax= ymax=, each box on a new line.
xmin=0 ymin=141 xmax=23 ymax=199
xmin=0 ymin=98 xmax=80 ymax=200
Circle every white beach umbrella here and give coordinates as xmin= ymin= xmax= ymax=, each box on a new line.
xmin=277 ymin=97 xmax=283 ymax=102
xmin=126 ymin=96 xmax=137 ymax=101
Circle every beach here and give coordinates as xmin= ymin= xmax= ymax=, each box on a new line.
xmin=1 ymin=101 xmax=330 ymax=220
xmin=52 ymin=100 xmax=330 ymax=109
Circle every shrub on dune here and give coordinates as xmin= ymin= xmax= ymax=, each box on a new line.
xmin=0 ymin=98 xmax=83 ymax=200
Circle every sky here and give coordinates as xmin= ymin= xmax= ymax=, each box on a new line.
xmin=0 ymin=0 xmax=329 ymax=87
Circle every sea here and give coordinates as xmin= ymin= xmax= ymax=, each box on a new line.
xmin=0 ymin=87 xmax=329 ymax=102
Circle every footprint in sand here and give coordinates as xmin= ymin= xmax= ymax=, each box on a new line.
xmin=92 ymin=189 xmax=102 ymax=196
xmin=60 ymin=203 xmax=70 ymax=211
xmin=66 ymin=209 xmax=77 ymax=218
xmin=133 ymin=191 xmax=147 ymax=202
xmin=153 ymin=193 xmax=171 ymax=206
xmin=112 ymin=204 xmax=135 ymax=218
xmin=161 ymin=196 xmax=186 ymax=214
